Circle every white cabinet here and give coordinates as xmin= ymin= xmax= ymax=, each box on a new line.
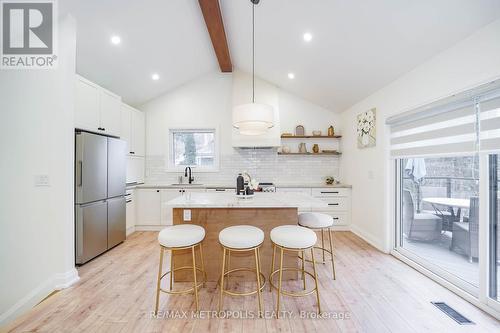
xmin=75 ymin=75 xmax=122 ymax=136
xmin=276 ymin=187 xmax=312 ymax=212
xmin=99 ymin=90 xmax=121 ymax=136
xmin=75 ymin=77 xmax=100 ymax=131
xmin=121 ymin=104 xmax=132 ymax=154
xmin=125 ymin=189 xmax=136 ymax=235
xmin=126 ymin=156 xmax=145 ymax=185
xmin=121 ymin=103 xmax=145 ymax=156
xmin=311 ymin=187 xmax=351 ymax=226
xmin=132 ymin=109 xmax=145 ymax=156
xmin=136 ymin=189 xmax=161 ymax=226
xmin=161 ymin=189 xmax=183 ymax=226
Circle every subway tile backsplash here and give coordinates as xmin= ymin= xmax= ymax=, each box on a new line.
xmin=146 ymin=149 xmax=340 ymax=185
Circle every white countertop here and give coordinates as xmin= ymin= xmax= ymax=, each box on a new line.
xmin=137 ymin=183 xmax=351 ymax=189
xmin=165 ymin=192 xmax=329 ymax=209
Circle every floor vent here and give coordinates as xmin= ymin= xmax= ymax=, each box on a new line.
xmin=431 ymin=302 xmax=474 ymax=325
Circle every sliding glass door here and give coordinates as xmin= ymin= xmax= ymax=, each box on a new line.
xmin=489 ymin=155 xmax=499 ymax=303
xmin=389 ymin=81 xmax=500 ymax=314
xmin=397 ymin=155 xmax=480 ymax=294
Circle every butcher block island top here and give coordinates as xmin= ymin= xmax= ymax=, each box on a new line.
xmin=166 ymin=191 xmax=328 ymax=209
xmin=166 ymin=192 xmax=327 ymax=282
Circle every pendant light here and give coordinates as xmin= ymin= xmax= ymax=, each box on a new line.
xmin=232 ymin=0 xmax=274 ymax=136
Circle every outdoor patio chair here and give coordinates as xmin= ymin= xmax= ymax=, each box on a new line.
xmin=451 ymin=197 xmax=479 ymax=262
xmin=403 ymin=190 xmax=442 ymax=241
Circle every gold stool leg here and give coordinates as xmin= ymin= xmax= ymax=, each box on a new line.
xmin=199 ymin=243 xmax=206 ymax=287
xmin=169 ymin=249 xmax=174 ymax=291
xmin=301 ymin=250 xmax=306 ymax=290
xmin=254 ymin=248 xmax=263 ymax=317
xmin=328 ymin=228 xmax=336 ymax=280
xmin=321 ymin=229 xmax=326 ymax=263
xmin=270 ymin=243 xmax=276 ymax=291
xmin=226 ymin=250 xmax=231 ymax=289
xmin=191 ymin=246 xmax=199 ymax=312
xmin=276 ymin=247 xmax=284 ymax=318
xmin=310 ymin=247 xmax=322 ymax=314
xmin=218 ymin=247 xmax=226 ymax=312
xmin=155 ymin=246 xmax=164 ymax=314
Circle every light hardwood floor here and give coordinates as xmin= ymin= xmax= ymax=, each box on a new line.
xmin=4 ymin=231 xmax=500 ymax=333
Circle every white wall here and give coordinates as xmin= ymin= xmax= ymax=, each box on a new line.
xmin=340 ymin=19 xmax=500 ymax=252
xmin=0 ymin=15 xmax=78 ymax=326
xmin=140 ymin=71 xmax=342 ymax=184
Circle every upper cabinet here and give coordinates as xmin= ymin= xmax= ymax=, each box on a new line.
xmin=75 ymin=75 xmax=122 ymax=137
xmin=120 ymin=103 xmax=145 ymax=156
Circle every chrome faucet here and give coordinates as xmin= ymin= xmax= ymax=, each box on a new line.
xmin=184 ymin=167 xmax=194 ymax=184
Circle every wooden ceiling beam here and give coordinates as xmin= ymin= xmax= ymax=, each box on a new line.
xmin=198 ymin=0 xmax=232 ymax=72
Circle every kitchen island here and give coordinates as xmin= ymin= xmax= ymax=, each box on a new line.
xmin=166 ymin=192 xmax=327 ymax=282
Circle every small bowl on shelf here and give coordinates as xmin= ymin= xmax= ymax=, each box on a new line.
xmin=312 ymin=130 xmax=322 ymax=136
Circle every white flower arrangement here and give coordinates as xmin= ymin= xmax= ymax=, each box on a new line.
xmin=357 ymin=108 xmax=376 ymax=148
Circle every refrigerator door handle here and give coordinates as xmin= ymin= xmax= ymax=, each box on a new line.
xmin=77 ymin=161 xmax=83 ymax=187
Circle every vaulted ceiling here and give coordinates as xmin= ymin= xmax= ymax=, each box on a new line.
xmin=61 ymin=0 xmax=500 ymax=111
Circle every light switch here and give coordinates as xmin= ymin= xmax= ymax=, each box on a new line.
xmin=183 ymin=209 xmax=191 ymax=221
xmin=34 ymin=174 xmax=50 ymax=187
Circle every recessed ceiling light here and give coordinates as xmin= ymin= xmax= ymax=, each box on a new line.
xmin=151 ymin=73 xmax=160 ymax=81
xmin=288 ymin=73 xmax=295 ymax=79
xmin=303 ymin=32 xmax=313 ymax=42
xmin=110 ymin=35 xmax=121 ymax=45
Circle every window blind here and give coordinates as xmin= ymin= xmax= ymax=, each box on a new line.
xmin=387 ymin=81 xmax=500 ymax=158
xmin=480 ymin=92 xmax=500 ymax=153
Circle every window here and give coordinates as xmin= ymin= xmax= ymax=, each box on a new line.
xmin=168 ymin=129 xmax=218 ymax=171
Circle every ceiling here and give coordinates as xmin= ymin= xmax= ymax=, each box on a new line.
xmin=62 ymin=0 xmax=500 ymax=111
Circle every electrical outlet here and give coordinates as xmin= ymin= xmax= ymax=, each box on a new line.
xmin=34 ymin=174 xmax=50 ymax=187
xmin=183 ymin=209 xmax=191 ymax=221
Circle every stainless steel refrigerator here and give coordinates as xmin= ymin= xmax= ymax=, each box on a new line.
xmin=75 ymin=131 xmax=126 ymax=264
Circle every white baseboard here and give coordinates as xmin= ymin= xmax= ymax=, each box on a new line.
xmin=0 ymin=268 xmax=80 ymax=328
xmin=349 ymin=224 xmax=388 ymax=253
xmin=53 ymin=268 xmax=80 ymax=290
xmin=126 ymin=226 xmax=136 ymax=236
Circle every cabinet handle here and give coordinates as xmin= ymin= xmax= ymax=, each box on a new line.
xmin=328 ymin=203 xmax=339 ymax=206
xmin=215 ymin=189 xmax=225 ymax=192
xmin=333 ymin=217 xmax=339 ymax=220
xmin=129 ymin=151 xmax=135 ymax=155
xmin=126 ymin=200 xmax=132 ymax=203
xmin=156 ymin=190 xmax=160 ymax=193
xmin=321 ymin=191 xmax=339 ymax=194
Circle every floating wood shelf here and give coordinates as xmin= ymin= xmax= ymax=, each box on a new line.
xmin=277 ymin=152 xmax=342 ymax=156
xmin=280 ymin=135 xmax=342 ymax=139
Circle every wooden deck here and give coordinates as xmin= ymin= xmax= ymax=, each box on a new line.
xmin=4 ymin=231 xmax=499 ymax=333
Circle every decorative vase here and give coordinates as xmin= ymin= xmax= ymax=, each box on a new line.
xmin=328 ymin=126 xmax=334 ymax=136
xmin=362 ymin=133 xmax=369 ymax=146
xmin=298 ymin=142 xmax=307 ymax=153
xmin=295 ymin=125 xmax=305 ymax=136
xmin=312 ymin=144 xmax=319 ymax=153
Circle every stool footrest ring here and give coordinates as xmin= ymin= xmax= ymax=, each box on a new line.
xmin=219 ymin=267 xmax=266 ymax=296
xmin=159 ymin=265 xmax=206 ymax=295
xmin=298 ymin=246 xmax=334 ymax=264
xmin=269 ymin=267 xmax=318 ymax=297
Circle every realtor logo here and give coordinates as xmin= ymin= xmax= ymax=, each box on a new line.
xmin=1 ymin=0 xmax=57 ymax=69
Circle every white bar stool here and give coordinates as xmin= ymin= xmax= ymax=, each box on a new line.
xmin=154 ymin=224 xmax=207 ymax=314
xmin=218 ymin=225 xmax=266 ymax=316
xmin=269 ymin=225 xmax=321 ymax=317
xmin=298 ymin=212 xmax=336 ymax=279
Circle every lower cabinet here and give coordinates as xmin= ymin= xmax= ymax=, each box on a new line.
xmin=136 ymin=188 xmax=206 ymax=227
xmin=276 ymin=187 xmax=351 ymax=226
xmin=136 ymin=189 xmax=162 ymax=226
xmin=125 ymin=189 xmax=136 ymax=235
